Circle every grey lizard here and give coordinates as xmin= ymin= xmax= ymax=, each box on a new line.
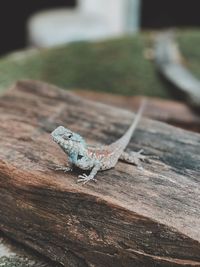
xmin=51 ymin=100 xmax=146 ymax=184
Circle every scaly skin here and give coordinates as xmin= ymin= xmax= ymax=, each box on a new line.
xmin=51 ymin=101 xmax=146 ymax=184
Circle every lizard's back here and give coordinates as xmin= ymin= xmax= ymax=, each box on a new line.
xmin=86 ymin=100 xmax=146 ymax=170
xmin=87 ymin=145 xmax=119 ymax=170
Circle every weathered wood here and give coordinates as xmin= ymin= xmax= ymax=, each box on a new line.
xmin=155 ymin=31 xmax=200 ymax=108
xmin=0 ymin=80 xmax=200 ymax=267
xmin=74 ymin=90 xmax=200 ymax=132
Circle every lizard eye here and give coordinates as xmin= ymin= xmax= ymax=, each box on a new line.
xmin=63 ymin=133 xmax=72 ymax=140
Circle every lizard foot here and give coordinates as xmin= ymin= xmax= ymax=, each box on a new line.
xmin=130 ymin=149 xmax=158 ymax=163
xmin=128 ymin=149 xmax=159 ymax=170
xmin=130 ymin=149 xmax=146 ymax=163
xmin=55 ymin=165 xmax=72 ymax=173
xmin=120 ymin=149 xmax=152 ymax=170
xmin=77 ymin=173 xmax=97 ymax=184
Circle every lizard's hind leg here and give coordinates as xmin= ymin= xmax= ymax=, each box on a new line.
xmin=120 ymin=149 xmax=147 ymax=169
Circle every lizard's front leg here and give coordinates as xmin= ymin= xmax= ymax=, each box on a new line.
xmin=55 ymin=162 xmax=73 ymax=173
xmin=77 ymin=162 xmax=101 ymax=184
xmin=120 ymin=149 xmax=147 ymax=169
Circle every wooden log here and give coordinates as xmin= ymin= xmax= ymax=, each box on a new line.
xmin=0 ymin=80 xmax=200 ymax=267
xmin=74 ymin=90 xmax=200 ymax=132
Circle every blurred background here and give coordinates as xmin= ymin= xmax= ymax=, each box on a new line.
xmin=1 ymin=1 xmax=200 ymax=266
xmin=1 ymin=0 xmax=200 ymax=54
xmin=1 ymin=0 xmax=200 ymax=107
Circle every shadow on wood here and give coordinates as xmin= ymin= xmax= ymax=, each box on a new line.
xmin=0 ymin=80 xmax=200 ymax=267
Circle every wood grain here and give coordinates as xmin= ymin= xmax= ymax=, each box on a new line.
xmin=0 ymin=80 xmax=200 ymax=267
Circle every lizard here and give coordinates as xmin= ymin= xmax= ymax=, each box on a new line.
xmin=51 ymin=100 xmax=146 ymax=184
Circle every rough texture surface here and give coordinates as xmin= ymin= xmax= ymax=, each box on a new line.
xmin=0 ymin=30 xmax=200 ymax=99
xmin=0 ymin=80 xmax=200 ymax=267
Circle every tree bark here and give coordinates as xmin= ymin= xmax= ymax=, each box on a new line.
xmin=0 ymin=80 xmax=200 ymax=267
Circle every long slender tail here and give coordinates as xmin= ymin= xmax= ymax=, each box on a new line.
xmin=110 ymin=99 xmax=146 ymax=152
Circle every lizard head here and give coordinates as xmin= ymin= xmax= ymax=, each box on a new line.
xmin=51 ymin=126 xmax=86 ymax=150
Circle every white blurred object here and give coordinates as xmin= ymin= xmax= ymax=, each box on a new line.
xmin=28 ymin=0 xmax=141 ymax=47
xmin=0 ymin=238 xmax=16 ymax=257
xmin=79 ymin=0 xmax=141 ymax=34
xmin=28 ymin=9 xmax=110 ymax=47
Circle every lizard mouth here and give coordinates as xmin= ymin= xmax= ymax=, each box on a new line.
xmin=51 ymin=134 xmax=61 ymax=144
xmin=51 ymin=134 xmax=70 ymax=146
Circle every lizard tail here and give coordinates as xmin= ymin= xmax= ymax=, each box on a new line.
xmin=110 ymin=98 xmax=146 ymax=152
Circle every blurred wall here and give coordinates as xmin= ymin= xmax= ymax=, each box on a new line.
xmin=0 ymin=0 xmax=76 ymax=55
xmin=141 ymin=0 xmax=200 ymax=28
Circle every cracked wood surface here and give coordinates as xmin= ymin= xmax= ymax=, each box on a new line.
xmin=0 ymin=80 xmax=200 ymax=267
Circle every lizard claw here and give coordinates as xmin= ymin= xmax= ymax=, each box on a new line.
xmin=55 ymin=165 xmax=72 ymax=173
xmin=77 ymin=174 xmax=97 ymax=184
